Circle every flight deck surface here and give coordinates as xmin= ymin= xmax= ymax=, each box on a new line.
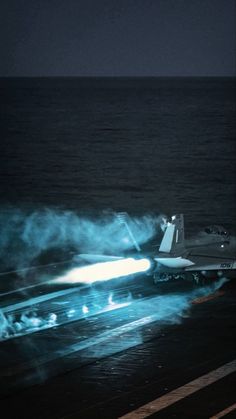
xmin=0 ymin=270 xmax=235 ymax=419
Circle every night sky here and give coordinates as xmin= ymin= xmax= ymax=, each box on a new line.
xmin=0 ymin=0 xmax=235 ymax=76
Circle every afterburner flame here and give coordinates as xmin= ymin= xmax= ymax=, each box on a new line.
xmin=52 ymin=258 xmax=151 ymax=285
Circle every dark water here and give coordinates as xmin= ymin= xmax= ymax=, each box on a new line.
xmin=0 ymin=77 xmax=235 ymax=235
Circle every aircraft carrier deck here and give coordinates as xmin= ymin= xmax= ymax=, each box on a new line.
xmin=0 ymin=263 xmax=235 ymax=419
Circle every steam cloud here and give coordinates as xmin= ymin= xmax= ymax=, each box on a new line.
xmin=0 ymin=207 xmax=163 ymax=271
xmin=0 ymin=309 xmax=57 ymax=340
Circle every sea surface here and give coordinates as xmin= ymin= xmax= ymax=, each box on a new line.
xmin=0 ymin=77 xmax=235 ymax=236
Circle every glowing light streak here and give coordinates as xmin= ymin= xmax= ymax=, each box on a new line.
xmin=108 ymin=293 xmax=115 ymax=305
xmin=101 ymin=301 xmax=131 ymax=313
xmin=53 ymin=258 xmax=151 ymax=285
xmin=82 ymin=305 xmax=89 ymax=314
xmin=67 ymin=309 xmax=76 ymax=318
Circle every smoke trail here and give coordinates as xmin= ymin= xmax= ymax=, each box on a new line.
xmin=0 ymin=207 xmax=163 ymax=271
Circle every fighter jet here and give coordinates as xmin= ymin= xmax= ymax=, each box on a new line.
xmin=78 ymin=213 xmax=236 ymax=283
xmin=149 ymin=214 xmax=235 ymax=282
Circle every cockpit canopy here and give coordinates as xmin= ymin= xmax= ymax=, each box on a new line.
xmin=204 ymin=225 xmax=229 ymax=236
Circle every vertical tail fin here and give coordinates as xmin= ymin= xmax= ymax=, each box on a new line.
xmin=159 ymin=214 xmax=185 ymax=254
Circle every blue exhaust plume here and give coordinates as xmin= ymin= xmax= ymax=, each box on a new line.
xmin=52 ymin=257 xmax=151 ymax=285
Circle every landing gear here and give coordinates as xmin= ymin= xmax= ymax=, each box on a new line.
xmin=153 ymin=272 xmax=185 ymax=284
xmin=153 ymin=273 xmax=170 ymax=283
xmin=192 ymin=273 xmax=201 ymax=284
xmin=190 ymin=272 xmax=215 ymax=286
xmin=153 ymin=272 xmax=209 ymax=286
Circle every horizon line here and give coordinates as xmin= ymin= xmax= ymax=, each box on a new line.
xmin=0 ymin=75 xmax=235 ymax=79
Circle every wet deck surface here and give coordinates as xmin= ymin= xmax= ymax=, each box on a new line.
xmin=0 ymin=275 xmax=235 ymax=419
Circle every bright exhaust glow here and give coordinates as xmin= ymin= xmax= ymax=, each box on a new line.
xmin=52 ymin=257 xmax=151 ymax=285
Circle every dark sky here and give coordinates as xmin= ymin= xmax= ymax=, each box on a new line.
xmin=1 ymin=0 xmax=235 ymax=77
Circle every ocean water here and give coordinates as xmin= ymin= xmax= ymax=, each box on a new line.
xmin=0 ymin=77 xmax=235 ymax=236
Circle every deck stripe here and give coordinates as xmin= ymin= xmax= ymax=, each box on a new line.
xmin=119 ymin=360 xmax=236 ymax=419
xmin=210 ymin=403 xmax=236 ymax=418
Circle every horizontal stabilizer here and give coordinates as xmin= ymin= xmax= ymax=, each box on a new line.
xmin=155 ymin=257 xmax=194 ymax=269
